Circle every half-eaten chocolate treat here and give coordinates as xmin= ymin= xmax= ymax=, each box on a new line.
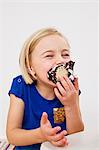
xmin=47 ymin=60 xmax=75 ymax=84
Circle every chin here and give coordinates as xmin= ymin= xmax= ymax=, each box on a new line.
xmin=47 ymin=81 xmax=56 ymax=88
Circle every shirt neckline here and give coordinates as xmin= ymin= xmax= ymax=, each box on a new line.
xmin=32 ymin=83 xmax=58 ymax=102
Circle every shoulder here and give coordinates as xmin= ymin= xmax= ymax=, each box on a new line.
xmin=13 ymin=75 xmax=25 ymax=84
xmin=8 ymin=75 xmax=28 ymax=99
xmin=11 ymin=75 xmax=30 ymax=90
xmin=11 ymin=75 xmax=30 ymax=88
xmin=12 ymin=75 xmax=33 ymax=89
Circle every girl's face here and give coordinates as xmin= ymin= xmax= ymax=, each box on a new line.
xmin=30 ymin=35 xmax=71 ymax=88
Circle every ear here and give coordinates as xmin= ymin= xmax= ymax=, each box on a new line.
xmin=28 ymin=67 xmax=37 ymax=80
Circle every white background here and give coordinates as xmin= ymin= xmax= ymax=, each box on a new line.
xmin=0 ymin=0 xmax=98 ymax=146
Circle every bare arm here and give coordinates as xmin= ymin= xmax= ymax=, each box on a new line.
xmin=64 ymin=78 xmax=84 ymax=134
xmin=6 ymin=94 xmax=46 ymax=146
xmin=54 ymin=77 xmax=84 ymax=135
xmin=64 ymin=99 xmax=84 ymax=134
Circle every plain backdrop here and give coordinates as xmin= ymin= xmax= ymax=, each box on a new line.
xmin=0 ymin=0 xmax=98 ymax=145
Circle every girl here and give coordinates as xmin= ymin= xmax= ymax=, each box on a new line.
xmin=6 ymin=28 xmax=84 ymax=150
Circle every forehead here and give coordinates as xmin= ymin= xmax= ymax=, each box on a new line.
xmin=34 ymin=35 xmax=70 ymax=53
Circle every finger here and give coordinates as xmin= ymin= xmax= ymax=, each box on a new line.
xmin=50 ymin=130 xmax=67 ymax=142
xmin=54 ymin=87 xmax=63 ymax=100
xmin=46 ymin=126 xmax=61 ymax=136
xmin=74 ymin=77 xmax=79 ymax=91
xmin=58 ymin=77 xmax=70 ymax=92
xmin=56 ymin=81 xmax=68 ymax=96
xmin=52 ymin=137 xmax=68 ymax=147
xmin=41 ymin=112 xmax=48 ymax=124
xmin=64 ymin=76 xmax=75 ymax=91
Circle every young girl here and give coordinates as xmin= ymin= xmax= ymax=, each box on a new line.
xmin=6 ymin=28 xmax=84 ymax=150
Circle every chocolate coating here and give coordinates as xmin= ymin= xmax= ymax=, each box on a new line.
xmin=47 ymin=60 xmax=75 ymax=84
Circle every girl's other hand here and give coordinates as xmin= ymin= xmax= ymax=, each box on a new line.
xmin=40 ymin=112 xmax=68 ymax=147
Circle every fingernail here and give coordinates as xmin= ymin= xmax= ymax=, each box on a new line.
xmin=43 ymin=112 xmax=46 ymax=115
xmin=64 ymin=131 xmax=67 ymax=135
xmin=57 ymin=126 xmax=61 ymax=131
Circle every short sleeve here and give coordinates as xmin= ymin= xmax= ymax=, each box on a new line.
xmin=8 ymin=75 xmax=24 ymax=100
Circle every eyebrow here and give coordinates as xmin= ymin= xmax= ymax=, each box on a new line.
xmin=41 ymin=49 xmax=70 ymax=55
xmin=62 ymin=49 xmax=70 ymax=52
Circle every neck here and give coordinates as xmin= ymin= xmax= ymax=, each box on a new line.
xmin=36 ymin=83 xmax=55 ymax=100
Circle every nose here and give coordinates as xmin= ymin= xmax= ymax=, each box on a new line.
xmin=55 ymin=55 xmax=64 ymax=65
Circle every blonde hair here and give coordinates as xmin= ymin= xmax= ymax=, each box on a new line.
xmin=19 ymin=27 xmax=66 ymax=84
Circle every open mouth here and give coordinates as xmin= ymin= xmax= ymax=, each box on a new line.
xmin=47 ymin=60 xmax=75 ymax=84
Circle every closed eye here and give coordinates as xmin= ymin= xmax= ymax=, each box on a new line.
xmin=62 ymin=54 xmax=70 ymax=57
xmin=45 ymin=55 xmax=54 ymax=58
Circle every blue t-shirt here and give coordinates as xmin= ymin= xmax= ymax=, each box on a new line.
xmin=8 ymin=75 xmax=66 ymax=150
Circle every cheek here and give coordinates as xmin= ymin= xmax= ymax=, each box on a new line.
xmin=41 ymin=63 xmax=52 ymax=73
xmin=35 ymin=61 xmax=51 ymax=75
xmin=65 ymin=58 xmax=71 ymax=63
xmin=32 ymin=58 xmax=53 ymax=76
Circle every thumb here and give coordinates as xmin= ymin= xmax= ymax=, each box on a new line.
xmin=41 ymin=112 xmax=48 ymax=125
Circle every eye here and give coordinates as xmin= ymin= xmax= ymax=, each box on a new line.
xmin=62 ymin=53 xmax=70 ymax=57
xmin=45 ymin=55 xmax=54 ymax=58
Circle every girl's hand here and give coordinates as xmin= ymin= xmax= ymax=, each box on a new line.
xmin=54 ymin=76 xmax=79 ymax=107
xmin=40 ymin=112 xmax=68 ymax=147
